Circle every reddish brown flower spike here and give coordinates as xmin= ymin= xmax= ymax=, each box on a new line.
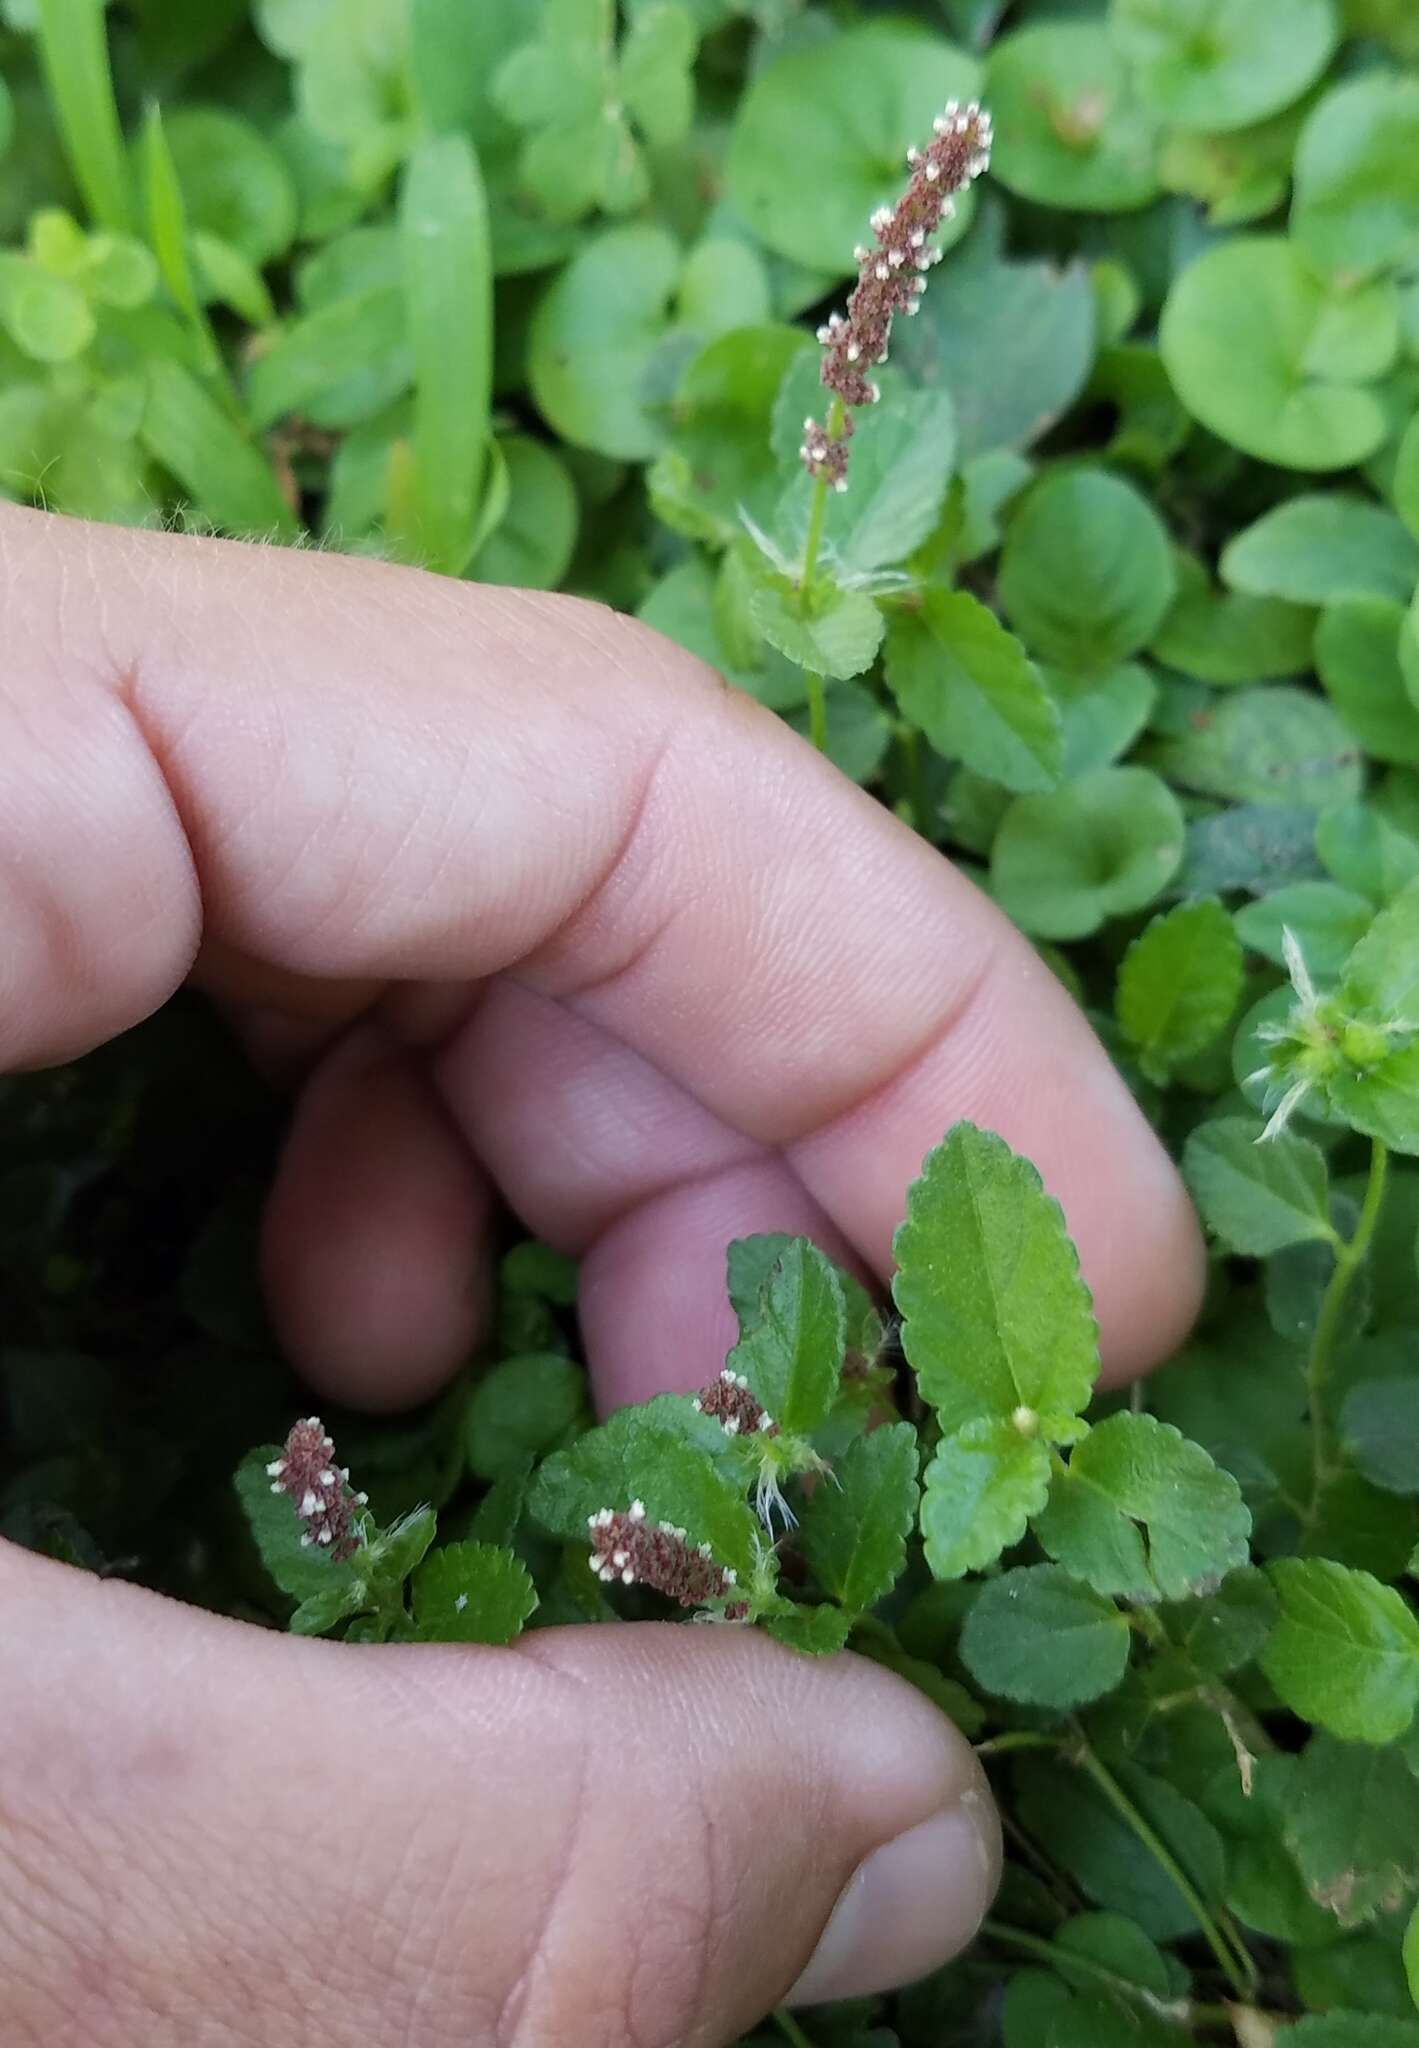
xmin=266 ymin=1416 xmax=369 ymax=1564
xmin=693 ymin=1367 xmax=779 ymax=1439
xmin=587 ymin=1502 xmax=746 ymax=1618
xmin=801 ymin=100 xmax=993 ymax=491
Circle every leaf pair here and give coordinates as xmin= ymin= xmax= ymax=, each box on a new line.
xmin=895 ymin=1125 xmax=1250 ymax=1596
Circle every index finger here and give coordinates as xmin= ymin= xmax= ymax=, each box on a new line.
xmin=0 ymin=505 xmax=1201 ymax=1376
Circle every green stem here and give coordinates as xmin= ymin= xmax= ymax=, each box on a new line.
xmin=982 ymin=1922 xmax=1191 ymax=2021
xmin=797 ymin=394 xmax=844 ymax=605
xmin=773 ymin=2008 xmax=815 ymax=2048
xmin=1074 ymin=1741 xmax=1257 ymax=1999
xmin=1306 ymin=1135 xmax=1388 ymax=1520
xmin=975 ymin=1730 xmax=1066 ymax=1758
xmin=794 ymin=394 xmax=844 ymax=758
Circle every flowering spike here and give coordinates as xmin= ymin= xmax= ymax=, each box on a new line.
xmin=695 ymin=1367 xmax=779 ymax=1441
xmin=269 ymin=1416 xmax=367 ymax=1562
xmin=802 ymin=99 xmax=990 ymax=489
xmin=586 ymin=1507 xmax=745 ymax=1616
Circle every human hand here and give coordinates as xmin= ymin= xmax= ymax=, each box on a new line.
xmin=0 ymin=505 xmax=1202 ymax=2046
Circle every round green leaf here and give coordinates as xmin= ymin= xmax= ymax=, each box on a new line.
xmin=529 ymin=224 xmax=681 ymax=459
xmin=1394 ymin=413 xmax=1419 ymax=545
xmin=1152 ymin=549 xmax=1316 ymax=684
xmin=1293 ymin=73 xmax=1419 ymax=278
xmin=0 ymin=255 xmax=95 ymax=362
xmin=1222 ymin=492 xmax=1419 ymax=606
xmin=1160 ymin=237 xmax=1398 ymax=471
xmin=1148 ymin=684 xmax=1363 ymax=811
xmin=985 ymin=23 xmax=1162 ymax=214
xmin=470 ymin=434 xmax=578 ymax=590
xmin=162 ymin=107 xmax=299 ymax=267
xmin=961 ymin=1563 xmax=1131 ymax=1708
xmin=1317 ymin=596 xmax=1419 ymax=764
xmin=1111 ymin=0 xmax=1338 ymax=136
xmin=726 ymin=24 xmax=980 ymax=274
xmin=998 ymin=466 xmax=1176 ymax=676
xmin=991 ymin=766 xmax=1185 ymax=940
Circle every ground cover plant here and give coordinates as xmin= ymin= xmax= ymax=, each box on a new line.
xmin=12 ymin=0 xmax=1419 ymax=2042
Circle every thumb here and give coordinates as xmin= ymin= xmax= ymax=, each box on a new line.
xmin=0 ymin=1542 xmax=998 ymax=2045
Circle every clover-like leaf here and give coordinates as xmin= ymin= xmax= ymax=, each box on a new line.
xmin=1160 ymin=239 xmax=1397 ymax=472
xmin=1263 ymin=1557 xmax=1419 ymax=1743
xmin=991 ymin=767 xmax=1185 ymax=941
xmin=1115 ymin=897 xmax=1243 ymax=1083
xmin=1112 ymin=0 xmax=1337 ymax=135
xmin=998 ymin=466 xmax=1176 ymax=677
xmin=1222 ymin=493 xmax=1419 ymax=607
xmin=726 ymin=23 xmax=980 ymax=274
xmin=799 ymin=1423 xmax=918 ymax=1614
xmin=959 ymin=1563 xmax=1131 ymax=1708
xmin=1151 ymin=548 xmax=1316 ymax=685
xmin=1235 ymin=883 xmax=1374 ymax=979
xmin=1036 ymin=1413 xmax=1251 ymax=1603
xmin=1317 ymin=597 xmax=1419 ymax=766
xmin=412 ymin=1540 xmax=538 ymax=1644
xmin=1293 ymin=72 xmax=1419 ymax=277
xmin=893 ymin=1122 xmax=1099 ymax=1440
xmin=985 ymin=21 xmax=1161 ymax=214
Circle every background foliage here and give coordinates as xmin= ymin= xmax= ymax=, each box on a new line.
xmin=10 ymin=0 xmax=1419 ymax=2043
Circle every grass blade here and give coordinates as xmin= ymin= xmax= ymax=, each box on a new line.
xmin=391 ymin=133 xmax=493 ymax=576
xmin=34 ymin=0 xmax=133 ymax=232
xmin=141 ymin=358 xmax=298 ymax=541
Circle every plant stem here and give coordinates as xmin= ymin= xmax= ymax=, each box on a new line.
xmin=1073 ymin=1740 xmax=1257 ymax=1999
xmin=795 ymin=395 xmax=843 ymax=757
xmin=797 ymin=395 xmax=844 ymax=603
xmin=773 ymin=2008 xmax=815 ymax=2048
xmin=982 ymin=1921 xmax=1191 ymax=2021
xmin=1305 ymin=1134 xmax=1388 ymax=1520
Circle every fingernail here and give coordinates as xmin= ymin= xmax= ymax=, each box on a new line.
xmin=786 ymin=1790 xmax=1000 ymax=2007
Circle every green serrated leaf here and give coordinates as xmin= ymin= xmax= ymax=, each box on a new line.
xmin=885 ymin=588 xmax=1061 ymax=795
xmin=529 ymin=1400 xmax=759 ymax=1578
xmin=1116 ymin=897 xmax=1242 ymax=1082
xmin=1184 ymin=1116 xmax=1338 ymax=1257
xmin=960 ymin=1563 xmax=1130 ymax=1708
xmin=761 ymin=1602 xmax=852 ymax=1655
xmin=412 ymin=1540 xmax=538 ymax=1644
xmin=235 ymin=1446 xmax=364 ymax=1604
xmin=1341 ymin=1382 xmax=1419 ymax=1498
xmin=1171 ymin=1564 xmax=1278 ymax=1676
xmin=465 ymin=1354 xmax=587 ymax=1482
xmin=1264 ymin=1557 xmax=1419 ymax=1743
xmin=1287 ymin=1733 xmax=1419 ymax=1926
xmin=799 ymin=1422 xmax=918 ymax=1613
xmin=894 ymin=1123 xmax=1099 ymax=1441
xmin=1037 ymin=1413 xmax=1251 ymax=1603
xmin=748 ymin=575 xmax=885 ymax=683
xmin=920 ymin=1417 xmax=1051 ymax=1580
xmin=728 ymin=1238 xmax=846 ymax=1436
